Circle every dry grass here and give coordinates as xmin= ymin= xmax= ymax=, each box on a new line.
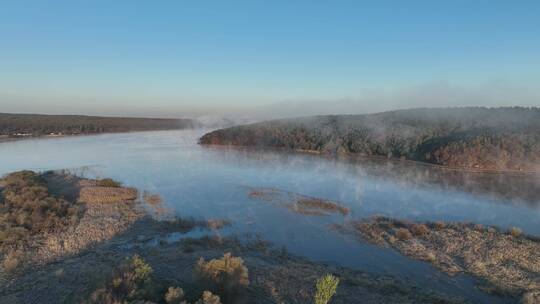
xmin=0 ymin=171 xmax=85 ymax=271
xmin=247 ymin=189 xmax=280 ymax=201
xmin=79 ymin=186 xmax=137 ymax=204
xmin=522 ymin=291 xmax=540 ymax=304
xmin=347 ymin=217 xmax=540 ymax=299
xmin=297 ymin=198 xmax=349 ymax=216
xmin=247 ymin=187 xmax=349 ymax=217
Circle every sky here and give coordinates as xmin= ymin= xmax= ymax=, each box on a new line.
xmin=0 ymin=0 xmax=539 ymax=119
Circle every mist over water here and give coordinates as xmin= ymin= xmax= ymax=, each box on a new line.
xmin=1 ymin=130 xmax=539 ymax=233
xmin=1 ymin=129 xmax=538 ymax=303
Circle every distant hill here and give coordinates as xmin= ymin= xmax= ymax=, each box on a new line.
xmin=200 ymin=107 xmax=540 ymax=171
xmin=0 ymin=113 xmax=197 ymax=138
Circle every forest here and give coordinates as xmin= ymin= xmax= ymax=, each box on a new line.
xmin=0 ymin=113 xmax=196 ymax=137
xmin=199 ymin=107 xmax=540 ymax=171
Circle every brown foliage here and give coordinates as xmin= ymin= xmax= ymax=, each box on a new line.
xmin=410 ymin=224 xmax=429 ymax=236
xmin=395 ymin=228 xmax=413 ymax=240
xmin=200 ymin=107 xmax=540 ymax=171
xmin=79 ymin=186 xmax=137 ymax=204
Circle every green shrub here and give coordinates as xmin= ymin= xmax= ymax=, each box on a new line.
xmin=314 ymin=274 xmax=339 ymax=304
xmin=89 ymin=255 xmax=158 ymax=303
xmin=195 ymin=253 xmax=249 ymax=304
xmin=97 ymin=178 xmax=122 ymax=188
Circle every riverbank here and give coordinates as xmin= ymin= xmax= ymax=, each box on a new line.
xmin=201 ymin=144 xmax=540 ymax=175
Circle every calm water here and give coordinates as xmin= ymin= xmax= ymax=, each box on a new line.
xmin=1 ymin=130 xmax=539 ymax=303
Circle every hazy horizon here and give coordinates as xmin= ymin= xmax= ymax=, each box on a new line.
xmin=3 ymin=81 xmax=540 ymax=121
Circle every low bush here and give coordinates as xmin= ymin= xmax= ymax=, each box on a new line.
xmin=89 ymin=255 xmax=159 ymax=303
xmin=2 ymin=250 xmax=22 ymax=273
xmin=410 ymin=224 xmax=429 ymax=236
xmin=473 ymin=224 xmax=484 ymax=232
xmin=194 ymin=253 xmax=249 ymax=304
xmin=314 ymin=274 xmax=339 ymax=304
xmin=522 ymin=291 xmax=540 ymax=304
xmin=96 ymin=178 xmax=122 ymax=188
xmin=164 ymin=286 xmax=186 ymax=304
xmin=395 ymin=228 xmax=413 ymax=240
xmin=509 ymin=226 xmax=522 ymax=237
xmin=433 ymin=221 xmax=446 ymax=230
xmin=195 ymin=291 xmax=221 ymax=304
xmin=87 ymin=255 xmax=228 ymax=304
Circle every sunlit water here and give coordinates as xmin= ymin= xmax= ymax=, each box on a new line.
xmin=1 ymin=130 xmax=539 ymax=303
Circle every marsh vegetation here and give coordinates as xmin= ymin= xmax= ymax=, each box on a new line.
xmin=247 ymin=188 xmax=349 ymax=216
xmin=339 ymin=216 xmax=540 ymax=302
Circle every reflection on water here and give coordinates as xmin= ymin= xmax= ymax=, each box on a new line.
xmin=1 ymin=130 xmax=539 ymax=303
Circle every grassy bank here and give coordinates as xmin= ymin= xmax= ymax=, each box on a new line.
xmin=338 ymin=216 xmax=540 ymax=303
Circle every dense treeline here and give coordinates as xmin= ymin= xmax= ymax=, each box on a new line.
xmin=200 ymin=107 xmax=540 ymax=171
xmin=0 ymin=113 xmax=196 ymax=137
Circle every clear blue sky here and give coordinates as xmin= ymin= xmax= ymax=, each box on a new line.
xmin=0 ymin=0 xmax=539 ymax=117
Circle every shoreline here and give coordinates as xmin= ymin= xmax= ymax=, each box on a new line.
xmin=200 ymin=143 xmax=540 ymax=175
xmin=337 ymin=216 xmax=540 ymax=302
xmin=3 ymin=130 xmax=537 ymax=175
xmin=0 ymin=128 xmax=202 ymax=144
